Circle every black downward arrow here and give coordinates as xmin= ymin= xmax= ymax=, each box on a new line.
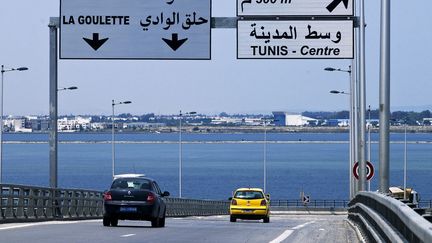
xmin=83 ymin=33 xmax=109 ymax=51
xmin=162 ymin=33 xmax=188 ymax=51
xmin=326 ymin=0 xmax=349 ymax=13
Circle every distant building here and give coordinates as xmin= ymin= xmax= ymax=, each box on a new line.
xmin=272 ymin=112 xmax=317 ymax=126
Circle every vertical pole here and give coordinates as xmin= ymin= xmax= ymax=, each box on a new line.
xmin=0 ymin=66 xmax=3 ymax=184
xmin=353 ymin=31 xmax=359 ymax=196
xmin=264 ymin=119 xmax=267 ymax=193
xmin=379 ymin=0 xmax=391 ymax=194
xmin=403 ymin=124 xmax=407 ymax=200
xmin=0 ymin=65 xmax=4 ymax=184
xmin=358 ymin=0 xmax=367 ymax=191
xmin=349 ymin=65 xmax=354 ymax=199
xmin=49 ymin=17 xmax=59 ymax=188
xmin=112 ymin=100 xmax=115 ymax=179
xmin=179 ymin=110 xmax=182 ymax=198
xmin=368 ymin=105 xmax=371 ymax=191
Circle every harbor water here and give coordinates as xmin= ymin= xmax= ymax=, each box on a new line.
xmin=2 ymin=132 xmax=431 ymax=200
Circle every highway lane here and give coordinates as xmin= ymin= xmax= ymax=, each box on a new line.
xmin=0 ymin=214 xmax=359 ymax=243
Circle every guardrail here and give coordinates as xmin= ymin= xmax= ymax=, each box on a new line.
xmin=0 ymin=184 xmax=229 ymax=223
xmin=270 ymin=199 xmax=349 ymax=209
xmin=0 ymin=184 xmax=103 ymax=223
xmin=348 ymin=191 xmax=432 ymax=243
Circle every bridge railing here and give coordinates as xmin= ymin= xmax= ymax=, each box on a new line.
xmin=270 ymin=199 xmax=349 ymax=209
xmin=348 ymin=191 xmax=432 ymax=243
xmin=0 ymin=184 xmax=229 ymax=223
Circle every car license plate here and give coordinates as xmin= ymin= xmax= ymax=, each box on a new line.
xmin=243 ymin=209 xmax=253 ymax=213
xmin=120 ymin=207 xmax=137 ymax=212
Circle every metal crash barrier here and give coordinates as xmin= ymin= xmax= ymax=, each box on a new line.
xmin=0 ymin=184 xmax=229 ymax=223
xmin=348 ymin=191 xmax=432 ymax=243
xmin=0 ymin=184 xmax=103 ymax=223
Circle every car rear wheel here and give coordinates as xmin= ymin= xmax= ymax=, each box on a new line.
xmin=159 ymin=215 xmax=166 ymax=227
xmin=103 ymin=216 xmax=110 ymax=226
xmin=110 ymin=217 xmax=118 ymax=227
xmin=263 ymin=216 xmax=270 ymax=223
xmin=230 ymin=216 xmax=236 ymax=222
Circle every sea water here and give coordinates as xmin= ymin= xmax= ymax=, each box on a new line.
xmin=2 ymin=132 xmax=431 ymax=200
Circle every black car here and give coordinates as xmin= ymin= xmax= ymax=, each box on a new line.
xmin=103 ymin=174 xmax=170 ymax=227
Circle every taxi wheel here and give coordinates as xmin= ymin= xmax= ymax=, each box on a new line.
xmin=230 ymin=216 xmax=237 ymax=222
xmin=263 ymin=216 xmax=270 ymax=223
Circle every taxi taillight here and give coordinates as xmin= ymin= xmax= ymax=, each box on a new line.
xmin=103 ymin=192 xmax=112 ymax=201
xmin=260 ymin=199 xmax=267 ymax=206
xmin=231 ymin=199 xmax=237 ymax=205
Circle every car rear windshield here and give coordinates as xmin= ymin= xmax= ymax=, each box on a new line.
xmin=234 ymin=191 xmax=264 ymax=199
xmin=111 ymin=178 xmax=151 ymax=190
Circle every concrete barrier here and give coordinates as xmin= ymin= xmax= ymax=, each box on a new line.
xmin=349 ymin=191 xmax=432 ymax=243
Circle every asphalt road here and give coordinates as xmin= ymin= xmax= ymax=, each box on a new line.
xmin=0 ymin=214 xmax=359 ymax=243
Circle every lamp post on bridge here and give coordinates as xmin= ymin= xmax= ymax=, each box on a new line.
xmin=112 ymin=100 xmax=132 ymax=179
xmin=325 ymin=65 xmax=356 ymax=198
xmin=179 ymin=110 xmax=196 ymax=198
xmin=0 ymin=65 xmax=28 ymax=183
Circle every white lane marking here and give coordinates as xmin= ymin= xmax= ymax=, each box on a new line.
xmin=269 ymin=230 xmax=294 ymax=243
xmin=120 ymin=234 xmax=136 ymax=238
xmin=0 ymin=220 xmax=100 ymax=231
xmin=319 ymin=228 xmax=325 ymax=231
xmin=269 ymin=221 xmax=315 ymax=243
xmin=291 ymin=221 xmax=315 ymax=230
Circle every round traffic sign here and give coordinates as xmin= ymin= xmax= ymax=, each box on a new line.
xmin=353 ymin=161 xmax=374 ymax=180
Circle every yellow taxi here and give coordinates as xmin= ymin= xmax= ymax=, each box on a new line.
xmin=229 ymin=188 xmax=270 ymax=223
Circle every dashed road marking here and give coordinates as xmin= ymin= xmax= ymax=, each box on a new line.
xmin=269 ymin=221 xmax=315 ymax=243
xmin=120 ymin=234 xmax=136 ymax=238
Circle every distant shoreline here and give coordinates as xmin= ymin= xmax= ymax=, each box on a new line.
xmin=6 ymin=125 xmax=432 ymax=134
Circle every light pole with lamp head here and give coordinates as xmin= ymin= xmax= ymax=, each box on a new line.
xmin=0 ymin=65 xmax=28 ymax=183
xmin=179 ymin=110 xmax=196 ymax=198
xmin=112 ymin=100 xmax=132 ymax=179
xmin=325 ymin=66 xmax=356 ymax=198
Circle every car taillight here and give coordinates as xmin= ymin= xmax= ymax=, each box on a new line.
xmin=147 ymin=193 xmax=155 ymax=203
xmin=260 ymin=199 xmax=267 ymax=206
xmin=231 ymin=199 xmax=237 ymax=205
xmin=103 ymin=192 xmax=112 ymax=201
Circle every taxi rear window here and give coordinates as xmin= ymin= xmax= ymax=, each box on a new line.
xmin=234 ymin=191 xmax=264 ymax=199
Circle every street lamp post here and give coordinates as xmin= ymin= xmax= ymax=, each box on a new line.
xmin=0 ymin=65 xmax=28 ymax=183
xmin=325 ymin=66 xmax=355 ymax=198
xmin=179 ymin=110 xmax=196 ymax=198
xmin=111 ymin=100 xmax=132 ymax=179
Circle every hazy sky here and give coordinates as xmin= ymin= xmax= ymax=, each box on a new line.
xmin=0 ymin=0 xmax=431 ymax=116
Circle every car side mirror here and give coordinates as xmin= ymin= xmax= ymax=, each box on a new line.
xmin=162 ymin=191 xmax=170 ymax=197
xmin=228 ymin=197 xmax=232 ymax=201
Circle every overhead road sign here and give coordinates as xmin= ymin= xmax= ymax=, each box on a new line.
xmin=237 ymin=0 xmax=353 ymax=17
xmin=60 ymin=0 xmax=211 ymax=60
xmin=237 ymin=20 xmax=353 ymax=59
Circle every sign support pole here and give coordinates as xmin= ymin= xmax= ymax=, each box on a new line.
xmin=49 ymin=17 xmax=59 ymax=188
xmin=358 ymin=0 xmax=367 ymax=192
xmin=379 ymin=0 xmax=390 ymax=194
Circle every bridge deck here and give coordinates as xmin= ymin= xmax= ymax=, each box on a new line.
xmin=0 ymin=214 xmax=359 ymax=243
